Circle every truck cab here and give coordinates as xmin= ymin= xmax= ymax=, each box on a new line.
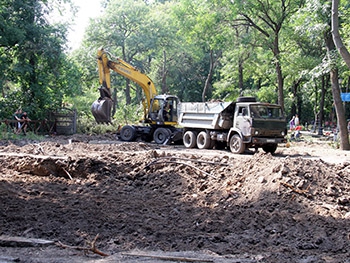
xmin=230 ymin=100 xmax=287 ymax=153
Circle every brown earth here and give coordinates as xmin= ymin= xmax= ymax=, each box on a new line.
xmin=0 ymin=133 xmax=349 ymax=263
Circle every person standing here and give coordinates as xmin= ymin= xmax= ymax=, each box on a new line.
xmin=295 ymin=114 xmax=300 ymax=127
xmin=16 ymin=111 xmax=30 ymax=135
xmin=12 ymin=109 xmax=22 ymax=133
xmin=289 ymin=116 xmax=295 ymax=131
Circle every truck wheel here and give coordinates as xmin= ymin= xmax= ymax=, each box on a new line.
xmin=197 ymin=131 xmax=211 ymax=149
xmin=119 ymin=125 xmax=137 ymax=141
xmin=229 ymin=134 xmax=245 ymax=154
xmin=183 ymin=131 xmax=197 ymax=148
xmin=153 ymin=128 xmax=171 ymax=144
xmin=262 ymin=144 xmax=278 ymax=154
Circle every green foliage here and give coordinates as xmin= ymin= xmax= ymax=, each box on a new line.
xmin=0 ymin=121 xmax=45 ymax=139
xmin=76 ymin=103 xmax=142 ymax=134
xmin=0 ymin=0 xmax=82 ymax=121
xmin=114 ymin=103 xmax=144 ymax=125
xmin=256 ymin=86 xmax=278 ymax=104
xmin=2 ymin=0 xmax=349 ymax=134
xmin=77 ymin=116 xmax=119 ymax=135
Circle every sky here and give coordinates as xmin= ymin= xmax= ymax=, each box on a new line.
xmin=66 ymin=0 xmax=103 ymax=50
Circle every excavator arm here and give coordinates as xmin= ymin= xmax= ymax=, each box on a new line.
xmin=92 ymin=48 xmax=158 ymax=123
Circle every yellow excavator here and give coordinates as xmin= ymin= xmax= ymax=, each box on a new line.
xmin=91 ymin=47 xmax=181 ymax=144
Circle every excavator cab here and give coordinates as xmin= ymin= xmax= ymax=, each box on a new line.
xmin=91 ymin=86 xmax=113 ymax=123
xmin=148 ymin=95 xmax=179 ymax=125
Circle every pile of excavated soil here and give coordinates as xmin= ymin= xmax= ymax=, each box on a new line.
xmin=0 ymin=135 xmax=349 ymax=263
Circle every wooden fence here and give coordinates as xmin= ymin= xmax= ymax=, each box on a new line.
xmin=0 ymin=109 xmax=77 ymax=135
xmin=0 ymin=119 xmax=51 ymax=134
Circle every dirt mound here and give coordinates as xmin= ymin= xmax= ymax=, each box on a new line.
xmin=0 ymin=138 xmax=349 ymax=262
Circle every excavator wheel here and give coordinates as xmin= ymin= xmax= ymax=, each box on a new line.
xmin=91 ymin=98 xmax=113 ymax=123
xmin=119 ymin=125 xmax=137 ymax=141
xmin=153 ymin=128 xmax=171 ymax=144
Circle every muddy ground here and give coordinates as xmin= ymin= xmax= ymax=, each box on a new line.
xmin=0 ymin=133 xmax=349 ymax=263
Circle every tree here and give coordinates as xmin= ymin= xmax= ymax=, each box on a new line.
xmin=331 ymin=0 xmax=350 ymax=150
xmin=0 ymin=0 xmax=81 ymax=119
xmin=332 ymin=0 xmax=350 ymax=68
xmin=84 ymin=0 xmax=161 ymax=106
xmin=221 ymin=0 xmax=305 ymax=112
xmin=287 ymin=3 xmax=329 ymax=126
xmin=172 ymin=0 xmax=224 ymax=102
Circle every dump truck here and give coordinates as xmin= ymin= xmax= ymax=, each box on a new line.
xmin=178 ymin=97 xmax=287 ymax=154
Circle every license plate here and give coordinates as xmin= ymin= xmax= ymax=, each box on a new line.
xmin=266 ymin=139 xmax=275 ymax=143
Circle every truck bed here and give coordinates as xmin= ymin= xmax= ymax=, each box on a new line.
xmin=178 ymin=101 xmax=234 ymax=129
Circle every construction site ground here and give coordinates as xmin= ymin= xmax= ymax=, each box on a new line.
xmin=0 ymin=132 xmax=349 ymax=263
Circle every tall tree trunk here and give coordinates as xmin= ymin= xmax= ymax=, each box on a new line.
xmin=319 ymin=76 xmax=326 ymax=134
xmin=313 ymin=80 xmax=318 ymax=133
xmin=273 ymin=34 xmax=284 ymax=113
xmin=291 ymin=80 xmax=298 ymax=117
xmin=325 ymin=24 xmax=350 ymax=149
xmin=125 ymin=79 xmax=131 ymax=105
xmin=161 ymin=50 xmax=168 ymax=94
xmin=202 ymin=50 xmax=214 ymax=102
xmin=112 ymin=88 xmax=117 ymax=116
xmin=121 ymin=46 xmax=131 ymax=105
xmin=297 ymin=83 xmax=302 ymax=121
xmin=332 ymin=0 xmax=350 ymax=68
xmin=238 ymin=57 xmax=244 ymax=94
xmin=329 ymin=69 xmax=350 ymax=149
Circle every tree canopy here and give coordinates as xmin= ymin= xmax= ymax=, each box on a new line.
xmin=0 ymin=0 xmax=349 ymax=148
xmin=0 ymin=0 xmax=81 ymax=119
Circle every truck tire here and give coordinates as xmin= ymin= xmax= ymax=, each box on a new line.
xmin=262 ymin=144 xmax=277 ymax=154
xmin=183 ymin=131 xmax=197 ymax=148
xmin=229 ymin=134 xmax=245 ymax=154
xmin=153 ymin=128 xmax=171 ymax=144
xmin=119 ymin=125 xmax=137 ymax=141
xmin=197 ymin=131 xmax=212 ymax=149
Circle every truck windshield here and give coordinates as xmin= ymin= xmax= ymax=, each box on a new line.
xmin=250 ymin=105 xmax=284 ymax=119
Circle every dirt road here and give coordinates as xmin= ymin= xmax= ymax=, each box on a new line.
xmin=0 ymin=134 xmax=349 ymax=263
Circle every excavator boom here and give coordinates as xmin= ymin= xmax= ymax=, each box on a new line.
xmin=91 ymin=48 xmax=158 ymax=123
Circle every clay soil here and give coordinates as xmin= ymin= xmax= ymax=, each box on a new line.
xmin=0 ymin=133 xmax=349 ymax=263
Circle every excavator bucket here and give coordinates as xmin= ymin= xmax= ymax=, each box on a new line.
xmin=91 ymin=98 xmax=113 ymax=123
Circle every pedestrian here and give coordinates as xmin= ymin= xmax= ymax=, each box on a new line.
xmin=16 ymin=111 xmax=30 ymax=135
xmin=12 ymin=109 xmax=22 ymax=133
xmin=289 ymin=116 xmax=295 ymax=131
xmin=295 ymin=114 xmax=299 ymax=126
